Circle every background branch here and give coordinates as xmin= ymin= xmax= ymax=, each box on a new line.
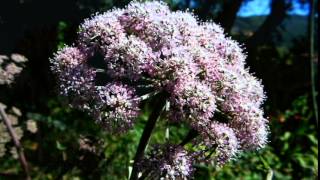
xmin=0 ymin=106 xmax=31 ymax=180
xmin=308 ymin=0 xmax=318 ymax=125
xmin=216 ymin=0 xmax=244 ymax=33
xmin=246 ymin=0 xmax=290 ymax=47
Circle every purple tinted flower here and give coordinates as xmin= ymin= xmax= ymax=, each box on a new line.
xmin=119 ymin=1 xmax=172 ymax=51
xmin=169 ymin=78 xmax=216 ymax=130
xmin=90 ymin=83 xmax=140 ymax=133
xmin=50 ymin=46 xmax=87 ymax=74
xmin=58 ymin=66 xmax=96 ymax=110
xmin=50 ymin=46 xmax=96 ymax=110
xmin=78 ymin=9 xmax=125 ymax=52
xmin=146 ymin=46 xmax=200 ymax=88
xmin=141 ymin=144 xmax=194 ymax=179
xmin=229 ymin=105 xmax=269 ymax=150
xmin=195 ymin=122 xmax=239 ymax=166
xmin=50 ymin=1 xmax=269 ymax=172
xmin=104 ymin=35 xmax=155 ymax=80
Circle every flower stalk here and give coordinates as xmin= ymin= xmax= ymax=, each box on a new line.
xmin=130 ymin=93 xmax=167 ymax=180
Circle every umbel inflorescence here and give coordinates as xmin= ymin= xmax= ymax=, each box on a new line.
xmin=51 ymin=1 xmax=268 ymax=178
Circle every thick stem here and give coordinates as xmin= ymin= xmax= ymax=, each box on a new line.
xmin=0 ymin=107 xmax=31 ymax=180
xmin=309 ymin=0 xmax=318 ymax=126
xmin=130 ymin=93 xmax=167 ymax=180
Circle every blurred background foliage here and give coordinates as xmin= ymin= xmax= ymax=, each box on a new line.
xmin=0 ymin=0 xmax=318 ymax=179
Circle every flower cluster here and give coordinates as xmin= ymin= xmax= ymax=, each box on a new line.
xmin=50 ymin=1 xmax=268 ymax=177
xmin=140 ymin=144 xmax=194 ymax=180
xmin=169 ymin=79 xmax=216 ymax=128
xmin=194 ymin=122 xmax=239 ymax=166
xmin=90 ymin=83 xmax=140 ymax=132
xmin=0 ymin=54 xmax=28 ymax=85
xmin=51 ymin=46 xmax=140 ymax=133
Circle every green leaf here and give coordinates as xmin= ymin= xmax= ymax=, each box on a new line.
xmin=295 ymin=155 xmax=308 ymax=168
xmin=307 ymin=134 xmax=318 ymax=145
xmin=280 ymin=132 xmax=291 ymax=141
xmin=259 ymin=155 xmax=271 ymax=169
xmin=56 ymin=141 xmax=67 ymax=151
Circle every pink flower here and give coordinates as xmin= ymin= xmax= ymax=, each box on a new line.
xmin=51 ymin=1 xmax=269 ymax=174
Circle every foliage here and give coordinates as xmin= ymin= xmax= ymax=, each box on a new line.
xmin=0 ymin=93 xmax=317 ymax=179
